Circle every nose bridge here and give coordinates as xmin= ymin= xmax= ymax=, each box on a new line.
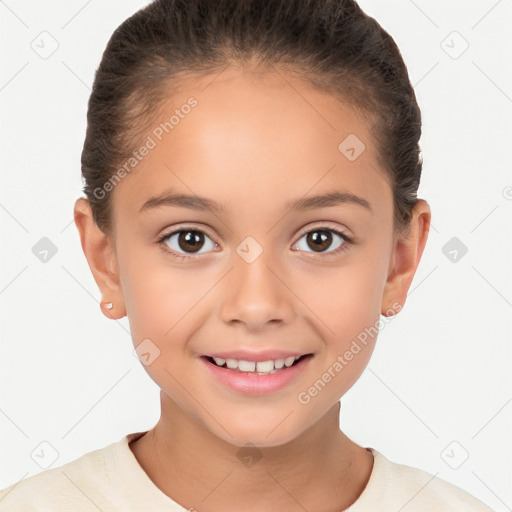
xmin=220 ymin=236 xmax=294 ymax=328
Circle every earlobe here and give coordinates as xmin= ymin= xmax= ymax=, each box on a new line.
xmin=73 ymin=198 xmax=126 ymax=319
xmin=380 ymin=199 xmax=431 ymax=316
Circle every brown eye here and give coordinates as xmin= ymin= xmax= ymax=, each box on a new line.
xmin=293 ymin=227 xmax=350 ymax=255
xmin=159 ymin=228 xmax=218 ymax=258
xmin=306 ymin=230 xmax=333 ymax=252
xmin=177 ymin=230 xmax=205 ymax=253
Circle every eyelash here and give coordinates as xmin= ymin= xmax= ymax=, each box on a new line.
xmin=156 ymin=225 xmax=353 ymax=261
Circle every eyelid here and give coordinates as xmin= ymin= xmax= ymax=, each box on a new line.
xmin=156 ymin=224 xmax=220 ymax=260
xmin=294 ymin=222 xmax=353 ymax=242
xmin=158 ymin=223 xmax=219 ymax=244
xmin=159 ymin=222 xmax=351 ymax=243
xmin=290 ymin=223 xmax=353 ymax=258
xmin=157 ymin=221 xmax=353 ymax=259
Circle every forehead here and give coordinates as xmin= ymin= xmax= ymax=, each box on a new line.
xmin=111 ymin=67 xmax=391 ymax=220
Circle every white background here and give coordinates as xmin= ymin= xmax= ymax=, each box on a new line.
xmin=0 ymin=0 xmax=511 ymax=510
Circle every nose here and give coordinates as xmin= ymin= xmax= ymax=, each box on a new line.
xmin=220 ymin=247 xmax=295 ymax=331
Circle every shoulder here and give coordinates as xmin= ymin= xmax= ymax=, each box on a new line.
xmin=352 ymin=448 xmax=495 ymax=512
xmin=0 ymin=437 xmax=125 ymax=512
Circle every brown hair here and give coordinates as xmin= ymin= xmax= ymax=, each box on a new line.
xmin=81 ymin=0 xmax=422 ymax=237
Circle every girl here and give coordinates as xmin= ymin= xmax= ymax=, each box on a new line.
xmin=0 ymin=0 xmax=497 ymax=510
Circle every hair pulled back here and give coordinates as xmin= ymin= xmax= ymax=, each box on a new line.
xmin=81 ymin=0 xmax=423 ymax=236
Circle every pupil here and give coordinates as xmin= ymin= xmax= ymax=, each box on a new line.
xmin=176 ymin=230 xmax=332 ymax=254
xmin=308 ymin=230 xmax=331 ymax=252
xmin=179 ymin=230 xmax=204 ymax=252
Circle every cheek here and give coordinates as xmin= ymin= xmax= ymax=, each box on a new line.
xmin=295 ymin=257 xmax=384 ymax=334
xmin=119 ymin=247 xmax=207 ymax=346
xmin=289 ymin=256 xmax=385 ymax=392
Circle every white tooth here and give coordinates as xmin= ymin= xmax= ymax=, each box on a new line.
xmin=213 ymin=357 xmax=226 ymax=366
xmin=294 ymin=355 xmax=300 ymax=361
xmin=274 ymin=358 xmax=285 ymax=369
xmin=226 ymin=358 xmax=238 ymax=370
xmin=238 ymin=360 xmax=256 ymax=372
xmin=284 ymin=356 xmax=295 ymax=367
xmin=256 ymin=360 xmax=274 ymax=372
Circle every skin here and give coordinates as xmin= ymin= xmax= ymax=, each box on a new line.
xmin=74 ymin=65 xmax=430 ymax=512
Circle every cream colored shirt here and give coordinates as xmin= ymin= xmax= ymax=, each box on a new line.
xmin=0 ymin=431 xmax=495 ymax=511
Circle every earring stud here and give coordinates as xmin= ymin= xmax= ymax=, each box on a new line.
xmin=103 ymin=302 xmax=113 ymax=310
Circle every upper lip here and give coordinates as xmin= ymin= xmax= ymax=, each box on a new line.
xmin=203 ymin=350 xmax=311 ymax=362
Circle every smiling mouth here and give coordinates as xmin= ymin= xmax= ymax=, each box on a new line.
xmin=202 ymin=354 xmax=313 ymax=375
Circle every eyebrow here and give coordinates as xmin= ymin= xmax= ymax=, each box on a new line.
xmin=285 ymin=190 xmax=372 ymax=214
xmin=138 ymin=189 xmax=372 ymax=214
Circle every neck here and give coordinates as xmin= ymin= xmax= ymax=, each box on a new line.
xmin=129 ymin=393 xmax=373 ymax=512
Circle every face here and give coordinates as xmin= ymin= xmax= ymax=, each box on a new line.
xmin=92 ymin=67 xmax=408 ymax=447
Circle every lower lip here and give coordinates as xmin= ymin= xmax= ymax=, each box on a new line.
xmin=201 ymin=355 xmax=312 ymax=396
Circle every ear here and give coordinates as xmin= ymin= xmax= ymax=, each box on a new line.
xmin=73 ymin=197 xmax=126 ymax=320
xmin=381 ymin=199 xmax=431 ymax=316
